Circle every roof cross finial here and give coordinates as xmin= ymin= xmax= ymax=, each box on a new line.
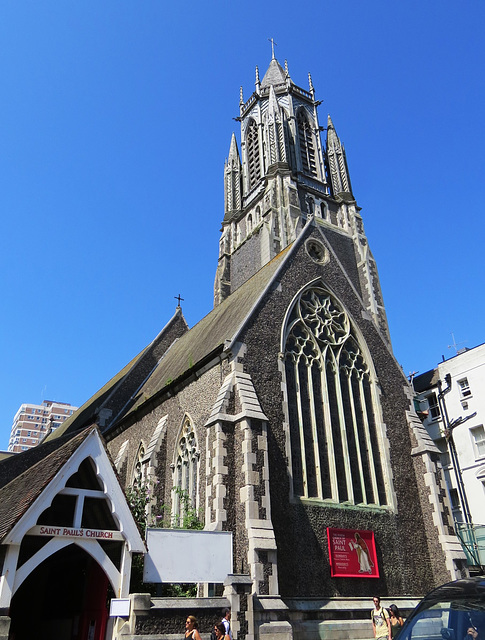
xmin=174 ymin=293 xmax=184 ymax=308
xmin=268 ymin=37 xmax=277 ymax=59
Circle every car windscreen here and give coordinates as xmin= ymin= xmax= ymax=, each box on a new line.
xmin=400 ymin=600 xmax=485 ymax=640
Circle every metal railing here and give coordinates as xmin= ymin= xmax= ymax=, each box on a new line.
xmin=455 ymin=522 xmax=485 ymax=567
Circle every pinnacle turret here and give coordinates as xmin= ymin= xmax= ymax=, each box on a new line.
xmin=326 ymin=114 xmax=352 ymax=197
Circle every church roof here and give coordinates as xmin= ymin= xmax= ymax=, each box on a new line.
xmin=413 ymin=368 xmax=440 ymax=392
xmin=110 ymin=245 xmax=292 ymax=428
xmin=261 ymin=58 xmax=287 ymax=88
xmin=47 ymin=307 xmax=188 ymax=439
xmin=49 ymin=244 xmax=291 ymax=439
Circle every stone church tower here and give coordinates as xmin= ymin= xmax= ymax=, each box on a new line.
xmin=214 ymin=53 xmax=390 ymax=344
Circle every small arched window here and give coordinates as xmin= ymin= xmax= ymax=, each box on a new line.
xmin=297 ymin=109 xmax=317 ymax=177
xmin=283 ymin=285 xmax=388 ymax=507
xmin=247 ymin=214 xmax=253 ymax=234
xmin=132 ymin=443 xmax=146 ymax=489
xmin=172 ymin=416 xmax=199 ymax=526
xmin=246 ymin=119 xmax=261 ymax=190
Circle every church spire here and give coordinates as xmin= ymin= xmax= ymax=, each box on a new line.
xmin=224 ymin=133 xmax=242 ymax=220
xmin=326 ymin=114 xmax=353 ymax=198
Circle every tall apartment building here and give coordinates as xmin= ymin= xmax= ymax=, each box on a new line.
xmin=8 ymin=400 xmax=78 ymax=453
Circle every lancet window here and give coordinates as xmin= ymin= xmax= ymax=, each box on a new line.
xmin=283 ymin=285 xmax=388 ymax=506
xmin=131 ymin=443 xmax=146 ymax=489
xmin=172 ymin=416 xmax=199 ymax=525
xmin=246 ymin=119 xmax=261 ymax=190
xmin=297 ymin=109 xmax=317 ymax=177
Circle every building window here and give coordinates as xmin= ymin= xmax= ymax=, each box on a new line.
xmin=246 ymin=119 xmax=261 ymax=190
xmin=172 ymin=416 xmax=199 ymax=526
xmin=458 ymin=378 xmax=471 ymax=398
xmin=131 ymin=443 xmax=146 ymax=489
xmin=283 ymin=285 xmax=388 ymax=506
xmin=297 ymin=109 xmax=317 ymax=177
xmin=426 ymin=392 xmax=441 ymax=420
xmin=471 ymin=425 xmax=485 ymax=459
xmin=448 ymin=488 xmax=460 ymax=510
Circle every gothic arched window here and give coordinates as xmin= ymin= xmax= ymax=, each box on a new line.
xmin=172 ymin=416 xmax=199 ymax=525
xmin=246 ymin=119 xmax=261 ymax=190
xmin=283 ymin=285 xmax=388 ymax=507
xmin=297 ymin=109 xmax=317 ymax=177
xmin=131 ymin=442 xmax=146 ymax=489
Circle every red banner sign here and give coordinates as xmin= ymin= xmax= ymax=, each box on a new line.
xmin=327 ymin=528 xmax=379 ymax=578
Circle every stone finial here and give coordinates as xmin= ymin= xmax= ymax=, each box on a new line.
xmin=308 ymin=72 xmax=314 ymax=92
xmin=239 ymin=86 xmax=244 ymax=105
xmin=284 ymin=59 xmax=289 ymax=76
xmin=255 ymin=65 xmax=260 ymax=84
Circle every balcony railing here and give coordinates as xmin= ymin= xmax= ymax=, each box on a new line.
xmin=455 ymin=522 xmax=485 ymax=567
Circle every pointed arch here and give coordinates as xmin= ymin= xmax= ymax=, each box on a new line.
xmin=131 ymin=441 xmax=147 ymax=488
xmin=171 ymin=415 xmax=200 ymax=526
xmin=297 ymin=108 xmax=317 ymax=177
xmin=281 ymin=283 xmax=390 ymax=507
xmin=246 ymin=118 xmax=261 ymax=190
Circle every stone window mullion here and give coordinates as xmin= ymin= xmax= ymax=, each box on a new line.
xmin=334 ymin=348 xmax=354 ymax=503
xmin=344 ymin=369 xmax=367 ymax=504
xmin=358 ymin=376 xmax=380 ymax=505
xmin=294 ymin=358 xmax=309 ymax=498
xmin=307 ymin=360 xmax=323 ymax=499
xmin=320 ymin=356 xmax=338 ymax=501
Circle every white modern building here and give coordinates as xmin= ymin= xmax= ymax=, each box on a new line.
xmin=413 ymin=343 xmax=485 ymax=567
xmin=7 ymin=400 xmax=78 ymax=453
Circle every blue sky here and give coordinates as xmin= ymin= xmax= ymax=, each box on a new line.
xmin=1 ymin=1 xmax=484 ymax=448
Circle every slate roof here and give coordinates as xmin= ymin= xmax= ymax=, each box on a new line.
xmin=0 ymin=427 xmax=94 ymax=542
xmin=48 ymin=243 xmax=292 ymax=440
xmin=107 ymin=245 xmax=292 ymax=429
xmin=48 ymin=308 xmax=188 ymax=440
xmin=261 ymin=58 xmax=287 ymax=88
xmin=413 ymin=368 xmax=440 ymax=393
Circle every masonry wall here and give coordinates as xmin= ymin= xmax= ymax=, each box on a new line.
xmin=235 ymin=225 xmax=452 ymax=598
xmin=107 ymin=365 xmax=223 ymax=526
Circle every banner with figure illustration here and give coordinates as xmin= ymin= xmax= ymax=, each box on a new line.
xmin=327 ymin=528 xmax=379 ymax=578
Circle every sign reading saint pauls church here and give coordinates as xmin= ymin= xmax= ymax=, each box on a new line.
xmin=327 ymin=528 xmax=379 ymax=578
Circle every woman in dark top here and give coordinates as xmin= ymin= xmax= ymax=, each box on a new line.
xmin=389 ymin=605 xmax=404 ymax=638
xmin=185 ymin=616 xmax=202 ymax=640
xmin=215 ymin=623 xmax=231 ymax=640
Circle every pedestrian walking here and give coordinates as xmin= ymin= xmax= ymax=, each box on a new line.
xmin=222 ymin=608 xmax=233 ymax=640
xmin=185 ymin=616 xmax=202 ymax=640
xmin=372 ymin=597 xmax=391 ymax=640
xmin=215 ymin=623 xmax=231 ymax=640
xmin=388 ymin=604 xmax=404 ymax=638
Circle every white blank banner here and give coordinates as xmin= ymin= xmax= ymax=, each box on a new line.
xmin=143 ymin=528 xmax=233 ymax=583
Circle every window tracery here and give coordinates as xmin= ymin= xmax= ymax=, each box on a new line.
xmin=246 ymin=119 xmax=261 ymax=190
xmin=283 ymin=285 xmax=388 ymax=506
xmin=297 ymin=109 xmax=317 ymax=177
xmin=131 ymin=442 xmax=146 ymax=489
xmin=172 ymin=416 xmax=199 ymax=525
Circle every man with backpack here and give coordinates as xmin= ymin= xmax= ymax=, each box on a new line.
xmin=372 ymin=597 xmax=391 ymax=640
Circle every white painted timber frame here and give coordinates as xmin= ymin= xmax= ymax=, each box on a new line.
xmin=0 ymin=428 xmax=144 ymax=609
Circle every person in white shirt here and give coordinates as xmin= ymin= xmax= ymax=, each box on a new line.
xmin=222 ymin=609 xmax=233 ymax=640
